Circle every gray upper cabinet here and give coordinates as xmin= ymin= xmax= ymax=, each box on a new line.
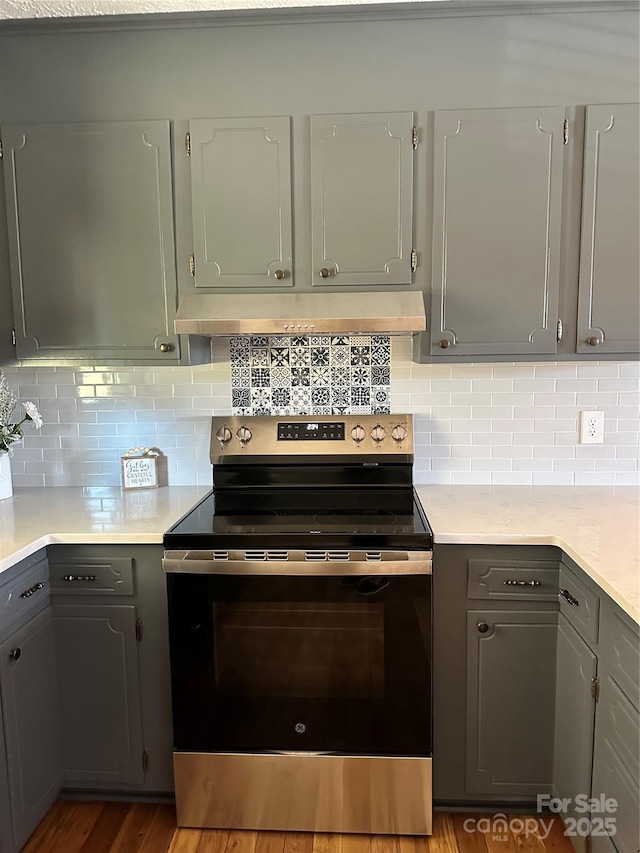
xmin=310 ymin=112 xmax=415 ymax=286
xmin=577 ymin=103 xmax=640 ymax=355
xmin=189 ymin=116 xmax=293 ymax=289
xmin=430 ymin=107 xmax=565 ymax=356
xmin=2 ymin=121 xmax=181 ymax=362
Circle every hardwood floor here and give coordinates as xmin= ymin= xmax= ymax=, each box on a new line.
xmin=22 ymin=801 xmax=576 ymax=853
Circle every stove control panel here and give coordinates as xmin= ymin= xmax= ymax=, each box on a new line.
xmin=210 ymin=414 xmax=414 ymax=461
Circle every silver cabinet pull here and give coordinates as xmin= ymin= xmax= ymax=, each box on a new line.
xmin=319 ymin=267 xmax=331 ymax=278
xmin=503 ymin=579 xmax=543 ymax=587
xmin=9 ymin=648 xmax=21 ymax=661
xmin=559 ymin=588 xmax=580 ymax=607
xmin=63 ymin=574 xmax=98 ymax=583
xmin=19 ymin=581 xmax=46 ymax=599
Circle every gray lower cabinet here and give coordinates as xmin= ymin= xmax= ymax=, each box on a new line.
xmin=52 ymin=604 xmax=145 ymax=787
xmin=577 ymin=103 xmax=640 ymax=354
xmin=433 ymin=543 xmax=561 ymax=803
xmin=430 ymin=106 xmax=565 ymax=357
xmin=48 ymin=543 xmax=174 ymax=794
xmin=1 ymin=120 xmax=195 ymax=365
xmin=553 ymin=614 xmax=598 ymax=853
xmin=189 ymin=116 xmax=293 ymax=289
xmin=466 ymin=608 xmax=557 ymax=796
xmin=553 ymin=560 xmax=639 ymax=853
xmin=0 ymin=606 xmax=61 ymax=852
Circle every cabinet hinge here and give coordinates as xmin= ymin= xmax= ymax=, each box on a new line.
xmin=411 ymin=249 xmax=418 ymax=273
xmin=563 ymin=119 xmax=569 ymax=145
xmin=557 ymin=318 xmax=563 ymax=342
xmin=412 ymin=126 xmax=418 ymax=149
xmin=0 ymin=140 xmax=3 ymax=159
xmin=142 ymin=749 xmax=149 ymax=772
xmin=591 ymin=677 xmax=600 ymax=702
xmin=189 ymin=253 xmax=196 ymax=277
xmin=135 ymin=618 xmax=143 ymax=642
xmin=11 ymin=329 xmax=16 ymax=347
xmin=185 ymin=132 xmax=191 ymax=157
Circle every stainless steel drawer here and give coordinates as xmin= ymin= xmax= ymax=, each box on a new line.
xmin=467 ymin=559 xmax=559 ymax=601
xmin=49 ymin=556 xmax=134 ymax=596
xmin=558 ymin=564 xmax=599 ymax=646
xmin=0 ymin=554 xmax=50 ymax=637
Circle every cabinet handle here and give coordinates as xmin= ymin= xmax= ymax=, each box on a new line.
xmin=274 ymin=269 xmax=285 ymax=280
xmin=586 ymin=337 xmax=600 ymax=347
xmin=559 ymin=588 xmax=580 ymax=607
xmin=19 ymin=581 xmax=46 ymax=599
xmin=319 ymin=267 xmax=331 ymax=278
xmin=9 ymin=648 xmax=21 ymax=661
xmin=159 ymin=343 xmax=173 ymax=353
xmin=63 ymin=575 xmax=98 ymax=583
xmin=439 ymin=339 xmax=450 ymax=349
xmin=503 ymin=579 xmax=543 ymax=587
xmin=477 ymin=622 xmax=489 ymax=634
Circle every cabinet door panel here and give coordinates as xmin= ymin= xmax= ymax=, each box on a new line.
xmin=577 ymin=104 xmax=640 ymax=354
xmin=53 ymin=604 xmax=144 ymax=786
xmin=311 ymin=112 xmax=414 ymax=286
xmin=0 ymin=608 xmax=61 ymax=851
xmin=466 ymin=609 xmax=557 ymax=795
xmin=3 ymin=121 xmax=180 ymax=362
xmin=552 ymin=615 xmax=597 ymax=853
xmin=190 ymin=117 xmax=292 ymax=289
xmin=431 ymin=107 xmax=564 ymax=355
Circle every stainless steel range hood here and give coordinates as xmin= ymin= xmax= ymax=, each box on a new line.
xmin=174 ymin=291 xmax=426 ymax=336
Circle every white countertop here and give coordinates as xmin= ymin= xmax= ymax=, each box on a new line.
xmin=416 ymin=485 xmax=640 ymax=624
xmin=0 ymin=485 xmax=638 ymax=623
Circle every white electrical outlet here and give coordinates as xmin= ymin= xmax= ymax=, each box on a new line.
xmin=580 ymin=410 xmax=605 ymax=444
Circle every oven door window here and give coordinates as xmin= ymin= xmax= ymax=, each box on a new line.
xmin=167 ymin=574 xmax=431 ymax=756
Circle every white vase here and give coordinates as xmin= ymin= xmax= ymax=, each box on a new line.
xmin=0 ymin=453 xmax=13 ymax=500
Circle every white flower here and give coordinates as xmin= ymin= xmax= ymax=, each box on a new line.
xmin=22 ymin=402 xmax=43 ymax=429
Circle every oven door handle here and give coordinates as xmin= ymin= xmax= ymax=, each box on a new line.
xmin=162 ymin=550 xmax=432 ymax=576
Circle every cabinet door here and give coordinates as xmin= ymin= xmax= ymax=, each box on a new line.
xmin=577 ymin=104 xmax=640 ymax=354
xmin=0 ymin=608 xmax=61 ymax=852
xmin=190 ymin=116 xmax=293 ymax=289
xmin=553 ymin=614 xmax=597 ymax=853
xmin=431 ymin=107 xmax=564 ymax=356
xmin=466 ymin=609 xmax=557 ymax=796
xmin=311 ymin=112 xmax=414 ymax=286
xmin=591 ymin=678 xmax=640 ymax=853
xmin=53 ymin=604 xmax=144 ymax=786
xmin=2 ymin=121 xmax=180 ymax=362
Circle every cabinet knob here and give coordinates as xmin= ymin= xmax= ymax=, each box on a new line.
xmin=586 ymin=337 xmax=600 ymax=347
xmin=159 ymin=343 xmax=173 ymax=353
xmin=477 ymin=622 xmax=489 ymax=634
xmin=439 ymin=339 xmax=450 ymax=349
xmin=274 ymin=269 xmax=285 ymax=280
xmin=319 ymin=267 xmax=331 ymax=278
xmin=9 ymin=648 xmax=21 ymax=661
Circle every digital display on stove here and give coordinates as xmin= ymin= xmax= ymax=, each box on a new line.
xmin=277 ymin=422 xmax=345 ymax=441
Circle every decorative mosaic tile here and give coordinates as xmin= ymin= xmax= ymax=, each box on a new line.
xmin=229 ymin=334 xmax=391 ymax=416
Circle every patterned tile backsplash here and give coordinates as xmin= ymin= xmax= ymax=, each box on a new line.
xmin=2 ymin=336 xmax=639 ymax=487
xmin=230 ymin=335 xmax=391 ymax=416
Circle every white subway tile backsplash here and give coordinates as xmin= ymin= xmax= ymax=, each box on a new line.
xmin=3 ymin=354 xmax=639 ymax=487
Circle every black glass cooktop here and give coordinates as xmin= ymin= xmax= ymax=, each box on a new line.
xmin=164 ymin=488 xmax=432 ymax=551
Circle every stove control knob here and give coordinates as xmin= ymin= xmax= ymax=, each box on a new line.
xmin=351 ymin=424 xmax=366 ymax=443
xmin=216 ymin=426 xmax=233 ymax=444
xmin=371 ymin=424 xmax=386 ymax=443
xmin=391 ymin=424 xmax=407 ymax=443
xmin=236 ymin=426 xmax=253 ymax=444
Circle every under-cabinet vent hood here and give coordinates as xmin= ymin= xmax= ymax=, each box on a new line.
xmin=174 ymin=291 xmax=426 ymax=337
